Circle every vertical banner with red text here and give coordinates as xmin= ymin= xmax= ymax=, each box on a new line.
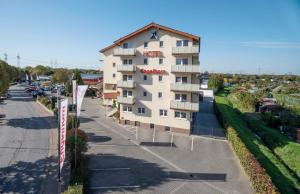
xmin=59 ymin=98 xmax=68 ymax=172
xmin=76 ymin=85 xmax=88 ymax=117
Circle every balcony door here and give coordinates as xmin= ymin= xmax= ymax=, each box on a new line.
xmin=176 ymin=58 xmax=188 ymax=66
xmin=175 ymin=93 xmax=187 ymax=102
xmin=123 ymin=74 xmax=133 ymax=81
xmin=175 ymin=76 xmax=188 ymax=84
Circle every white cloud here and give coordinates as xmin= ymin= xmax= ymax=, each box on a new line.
xmin=240 ymin=41 xmax=300 ymax=49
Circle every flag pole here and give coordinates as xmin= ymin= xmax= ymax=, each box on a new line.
xmin=57 ymin=91 xmax=61 ymax=194
xmin=74 ymin=83 xmax=78 ymax=169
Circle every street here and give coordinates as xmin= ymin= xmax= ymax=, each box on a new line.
xmin=80 ymin=98 xmax=254 ymax=194
xmin=0 ymin=84 xmax=58 ymax=194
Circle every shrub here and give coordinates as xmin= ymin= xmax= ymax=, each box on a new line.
xmin=67 ymin=115 xmax=80 ymax=130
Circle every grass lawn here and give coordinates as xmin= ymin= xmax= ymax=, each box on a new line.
xmin=215 ymin=89 xmax=300 ymax=194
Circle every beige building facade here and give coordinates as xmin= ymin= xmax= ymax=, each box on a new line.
xmin=100 ymin=23 xmax=200 ymax=134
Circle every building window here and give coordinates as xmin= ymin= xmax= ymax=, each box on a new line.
xmin=159 ymin=58 xmax=163 ymax=65
xmin=159 ymin=41 xmax=164 ymax=47
xmin=159 ymin=109 xmax=168 ymax=117
xmin=143 ymin=75 xmax=147 ymax=81
xmin=113 ymin=63 xmax=116 ymax=67
xmin=158 ymin=92 xmax=162 ymax=98
xmin=176 ymin=58 xmax=188 ymax=65
xmin=176 ymin=40 xmax=189 ymax=47
xmin=144 ymin=42 xmax=148 ymax=48
xmin=150 ymin=123 xmax=154 ymax=129
xmin=138 ymin=107 xmax=145 ymax=114
xmin=175 ymin=111 xmax=187 ymax=119
xmin=123 ymin=106 xmax=132 ymax=112
xmin=128 ymin=59 xmax=133 ymax=64
xmin=144 ymin=58 xmax=148 ymax=65
xmin=123 ymin=42 xmax=129 ymax=48
xmin=175 ymin=93 xmax=187 ymax=102
xmin=143 ymin=91 xmax=147 ymax=97
xmin=123 ymin=90 xmax=132 ymax=97
xmin=158 ymin=75 xmax=163 ymax=82
xmin=112 ymin=73 xmax=116 ymax=78
xmin=165 ymin=126 xmax=170 ymax=131
xmin=123 ymin=74 xmax=133 ymax=81
xmin=175 ymin=76 xmax=188 ymax=84
xmin=124 ymin=59 xmax=132 ymax=65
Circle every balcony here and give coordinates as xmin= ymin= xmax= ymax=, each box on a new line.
xmin=117 ymin=65 xmax=136 ymax=72
xmin=117 ymin=96 xmax=135 ymax=105
xmin=172 ymin=46 xmax=199 ymax=55
xmin=117 ymin=80 xmax=136 ymax=88
xmin=113 ymin=48 xmax=136 ymax=56
xmin=170 ymin=83 xmax=200 ymax=92
xmin=170 ymin=100 xmax=199 ymax=112
xmin=171 ymin=65 xmax=200 ymax=73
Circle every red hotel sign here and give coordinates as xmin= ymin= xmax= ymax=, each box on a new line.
xmin=143 ymin=51 xmax=161 ymax=57
xmin=140 ymin=69 xmax=166 ymax=74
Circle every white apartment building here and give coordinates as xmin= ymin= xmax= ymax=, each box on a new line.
xmin=100 ymin=23 xmax=200 ymax=134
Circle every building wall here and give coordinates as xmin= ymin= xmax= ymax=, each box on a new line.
xmin=102 ymin=27 xmax=200 ymax=132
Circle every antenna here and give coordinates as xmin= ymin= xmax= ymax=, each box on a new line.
xmin=4 ymin=53 xmax=8 ymax=62
xmin=17 ymin=53 xmax=20 ymax=68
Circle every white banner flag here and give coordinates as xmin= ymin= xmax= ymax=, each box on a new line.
xmin=76 ymin=85 xmax=88 ymax=117
xmin=72 ymin=80 xmax=77 ymax=105
xmin=59 ymin=99 xmax=68 ymax=172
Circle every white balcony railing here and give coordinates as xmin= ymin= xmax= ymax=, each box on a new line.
xmin=113 ymin=48 xmax=136 ymax=56
xmin=171 ymin=65 xmax=200 ymax=73
xmin=170 ymin=100 xmax=199 ymax=112
xmin=117 ymin=65 xmax=136 ymax=72
xmin=172 ymin=46 xmax=199 ymax=55
xmin=117 ymin=80 xmax=136 ymax=88
xmin=117 ymin=96 xmax=135 ymax=104
xmin=170 ymin=83 xmax=200 ymax=92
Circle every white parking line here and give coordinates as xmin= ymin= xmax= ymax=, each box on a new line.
xmin=89 ymin=185 xmax=140 ymax=190
xmin=89 ymin=167 xmax=130 ymax=171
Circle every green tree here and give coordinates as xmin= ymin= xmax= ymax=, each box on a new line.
xmin=51 ymin=68 xmax=69 ymax=84
xmin=31 ymin=65 xmax=47 ymax=77
xmin=208 ymin=74 xmax=224 ymax=92
xmin=72 ymin=69 xmax=84 ymax=85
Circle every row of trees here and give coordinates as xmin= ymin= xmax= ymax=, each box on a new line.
xmin=0 ymin=60 xmax=23 ymax=95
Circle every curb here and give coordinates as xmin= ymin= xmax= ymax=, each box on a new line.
xmin=36 ymin=100 xmax=54 ymax=116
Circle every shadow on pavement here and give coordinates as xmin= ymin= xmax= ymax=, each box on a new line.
xmin=0 ymin=156 xmax=68 ymax=194
xmin=84 ymin=154 xmax=226 ymax=193
xmin=5 ymin=116 xmax=54 ymax=129
xmin=140 ymin=142 xmax=176 ymax=147
xmin=86 ymin=133 xmax=112 ymax=143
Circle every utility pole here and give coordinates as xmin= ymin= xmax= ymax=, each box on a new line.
xmin=17 ymin=53 xmax=20 ymax=68
xmin=4 ymin=53 xmax=8 ymax=62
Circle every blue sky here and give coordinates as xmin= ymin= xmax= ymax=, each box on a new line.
xmin=1 ymin=0 xmax=300 ymax=74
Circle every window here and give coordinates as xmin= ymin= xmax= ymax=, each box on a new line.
xmin=176 ymin=40 xmax=189 ymax=47
xmin=176 ymin=58 xmax=188 ymax=65
xmin=175 ymin=94 xmax=187 ymax=102
xmin=123 ymin=106 xmax=132 ymax=112
xmin=123 ymin=74 xmax=133 ymax=81
xmin=158 ymin=92 xmax=162 ymax=98
xmin=144 ymin=58 xmax=148 ymax=65
xmin=159 ymin=41 xmax=164 ymax=47
xmin=159 ymin=58 xmax=163 ymax=65
xmin=158 ymin=75 xmax=163 ymax=82
xmin=175 ymin=111 xmax=187 ymax=119
xmin=175 ymin=76 xmax=188 ymax=83
xmin=143 ymin=91 xmax=147 ymax=97
xmin=113 ymin=73 xmax=116 ymax=78
xmin=150 ymin=123 xmax=154 ymax=129
xmin=113 ymin=63 xmax=116 ymax=67
xmin=128 ymin=59 xmax=133 ymax=64
xmin=143 ymin=75 xmax=147 ymax=81
xmin=123 ymin=90 xmax=132 ymax=97
xmin=123 ymin=59 xmax=128 ymax=64
xmin=138 ymin=107 xmax=145 ymax=114
xmin=123 ymin=42 xmax=129 ymax=48
xmin=144 ymin=42 xmax=148 ymax=48
xmin=165 ymin=126 xmax=170 ymax=131
xmin=159 ymin=109 xmax=168 ymax=117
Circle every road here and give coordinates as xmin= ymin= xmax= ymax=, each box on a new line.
xmin=80 ymin=98 xmax=254 ymax=194
xmin=0 ymin=84 xmax=58 ymax=194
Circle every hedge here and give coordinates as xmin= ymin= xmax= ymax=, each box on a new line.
xmin=214 ymin=100 xmax=278 ymax=193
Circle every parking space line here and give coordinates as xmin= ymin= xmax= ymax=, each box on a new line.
xmin=88 ymin=167 xmax=130 ymax=171
xmin=89 ymin=185 xmax=140 ymax=190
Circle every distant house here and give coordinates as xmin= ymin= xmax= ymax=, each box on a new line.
xmin=37 ymin=75 xmax=51 ymax=82
xmin=81 ymin=73 xmax=103 ymax=97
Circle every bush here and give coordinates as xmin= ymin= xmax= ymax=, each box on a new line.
xmin=67 ymin=115 xmax=80 ymax=130
xmin=261 ymin=112 xmax=281 ymax=128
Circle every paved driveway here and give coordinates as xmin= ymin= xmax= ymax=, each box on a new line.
xmin=80 ymin=98 xmax=253 ymax=194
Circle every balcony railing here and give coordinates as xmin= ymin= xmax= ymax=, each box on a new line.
xmin=172 ymin=46 xmax=199 ymax=55
xmin=117 ymin=96 xmax=135 ymax=105
xmin=113 ymin=48 xmax=136 ymax=56
xmin=171 ymin=65 xmax=200 ymax=73
xmin=117 ymin=65 xmax=136 ymax=72
xmin=170 ymin=83 xmax=200 ymax=92
xmin=117 ymin=80 xmax=136 ymax=88
xmin=170 ymin=100 xmax=199 ymax=112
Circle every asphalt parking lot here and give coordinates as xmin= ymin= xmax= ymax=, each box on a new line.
xmin=80 ymin=98 xmax=253 ymax=194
